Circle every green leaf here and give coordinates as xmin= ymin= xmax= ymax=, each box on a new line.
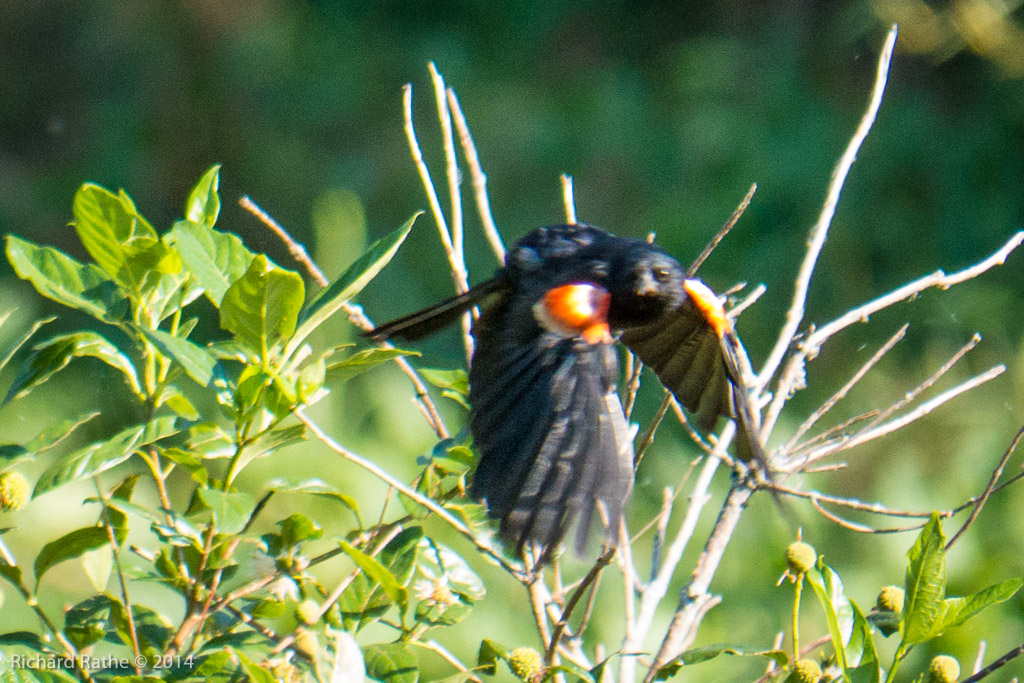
xmin=278 ymin=513 xmax=323 ymax=546
xmin=231 ymin=648 xmax=277 ymax=683
xmin=653 ymin=646 xmax=788 ymax=679
xmin=4 ymin=332 xmax=141 ymax=404
xmin=247 ymin=424 xmax=307 ymax=461
xmin=0 ymin=667 xmax=78 ymax=683
xmin=27 ymin=412 xmax=101 ymax=453
xmin=141 ymin=327 xmax=218 ymax=386
xmin=0 ymin=630 xmax=55 ymax=652
xmin=166 ymin=219 xmax=254 ymax=306
xmin=185 ymin=164 xmax=222 ymax=228
xmin=0 ymin=314 xmax=55 ymax=379
xmin=362 ymin=642 xmax=419 ymax=683
xmin=64 ymin=594 xmax=112 ymax=650
xmin=6 ymin=235 xmax=123 ymax=320
xmin=476 ymin=639 xmax=508 ymax=675
xmin=287 ymin=214 xmax=418 ymax=360
xmin=546 ymin=664 xmax=595 ymax=683
xmin=264 ymin=477 xmax=362 ymax=526
xmin=72 ymin=184 xmax=156 ymax=280
xmin=931 ymin=576 xmax=1024 ymax=637
xmin=417 ymin=538 xmax=485 ymax=601
xmin=220 ymin=255 xmax=304 ymax=359
xmin=195 ymin=489 xmax=256 ymax=535
xmin=34 ymin=526 xmax=110 ymax=586
xmin=846 ymin=600 xmax=882 ymax=683
xmin=0 ymin=562 xmax=24 ymax=589
xmin=340 ymin=541 xmax=408 ymax=609
xmin=326 ymin=347 xmax=420 ymax=383
xmin=805 ymin=564 xmax=851 ymax=672
xmin=81 ymin=545 xmax=113 ymax=592
xmin=419 ymin=368 xmax=470 ymax=409
xmin=903 ymin=512 xmax=947 ymax=644
xmin=34 ymin=416 xmax=180 ymax=496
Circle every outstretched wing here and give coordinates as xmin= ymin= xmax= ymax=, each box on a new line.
xmin=469 ymin=307 xmax=633 ymax=560
xmin=619 ymin=299 xmax=732 ymax=431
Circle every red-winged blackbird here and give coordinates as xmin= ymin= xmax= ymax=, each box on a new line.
xmin=368 ymin=224 xmax=755 ymax=561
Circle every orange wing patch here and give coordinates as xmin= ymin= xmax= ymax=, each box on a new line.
xmin=683 ymin=279 xmax=731 ymax=338
xmin=534 ymin=283 xmax=613 ymax=344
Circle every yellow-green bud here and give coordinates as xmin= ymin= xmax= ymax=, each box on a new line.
xmin=783 ymin=659 xmax=822 ymax=683
xmin=293 ymin=629 xmax=319 ymax=660
xmin=0 ymin=472 xmax=30 ymax=512
xmin=927 ymin=655 xmax=960 ymax=683
xmin=506 ymin=647 xmax=544 ymax=682
xmin=297 ymin=599 xmax=320 ymax=625
xmin=785 ymin=541 xmax=816 ymax=575
xmin=876 ymin=585 xmax=905 ymax=613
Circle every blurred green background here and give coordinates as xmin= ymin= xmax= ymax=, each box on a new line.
xmin=0 ymin=0 xmax=1022 ymax=680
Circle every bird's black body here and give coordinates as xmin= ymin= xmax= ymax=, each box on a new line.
xmin=368 ymin=224 xmax=740 ymax=560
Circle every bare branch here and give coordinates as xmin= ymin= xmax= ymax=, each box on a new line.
xmin=784 ymin=324 xmax=908 ymax=452
xmin=297 ymin=410 xmax=521 ymax=578
xmin=947 ymin=424 xmax=1024 ymax=550
xmin=757 ymin=25 xmax=898 ymax=392
xmin=448 ymin=87 xmax=505 ymax=264
xmin=687 ymin=182 xmax=757 ymax=277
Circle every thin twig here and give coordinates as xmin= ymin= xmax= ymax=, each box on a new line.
xmin=545 ymin=548 xmax=617 ymax=665
xmin=796 ymin=366 xmax=1005 ymax=466
xmin=448 ymin=88 xmax=505 ymax=264
xmin=784 ymin=324 xmax=907 ymax=452
xmin=757 ymin=25 xmax=898 ymax=393
xmin=93 ymin=478 xmax=142 ymax=674
xmin=727 ymin=283 xmax=766 ymax=320
xmin=687 ymin=183 xmax=757 ymax=277
xmin=947 ymin=424 xmax=1024 ymax=550
xmin=961 ymin=641 xmax=1024 ymax=683
xmin=238 ymin=194 xmax=450 ymax=439
xmin=297 ymin=409 xmax=523 ymax=578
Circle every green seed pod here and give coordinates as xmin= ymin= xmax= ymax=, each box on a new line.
xmin=293 ymin=628 xmax=319 ymax=660
xmin=875 ymin=585 xmax=905 ymax=613
xmin=926 ymin=655 xmax=960 ymax=683
xmin=0 ymin=472 xmax=30 ymax=512
xmin=783 ymin=659 xmax=822 ymax=683
xmin=506 ymin=647 xmax=544 ymax=682
xmin=785 ymin=541 xmax=817 ymax=575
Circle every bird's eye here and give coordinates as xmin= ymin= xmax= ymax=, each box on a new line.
xmin=652 ymin=266 xmax=671 ymax=283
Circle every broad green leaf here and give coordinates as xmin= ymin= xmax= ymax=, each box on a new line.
xmin=27 ymin=412 xmax=101 ymax=453
xmin=64 ymin=594 xmax=113 ymax=650
xmin=159 ymin=447 xmax=209 ymax=487
xmin=231 ymin=648 xmax=277 ymax=683
xmin=220 ymin=255 xmax=304 ymax=359
xmin=141 ymin=327 xmax=217 ymax=386
xmin=654 ymin=646 xmax=788 ymax=679
xmin=903 ymin=512 xmax=947 ymax=644
xmin=0 ymin=562 xmax=24 ymax=589
xmin=166 ymin=219 xmax=254 ymax=306
xmin=546 ymin=664 xmax=594 ymax=683
xmin=417 ymin=538 xmax=485 ymax=601
xmin=0 ymin=630 xmax=55 ymax=652
xmin=247 ymin=424 xmax=307 ymax=461
xmin=0 ymin=314 xmax=54 ymax=379
xmin=806 ymin=564 xmax=850 ymax=672
xmin=340 ymin=541 xmax=408 ymax=608
xmin=846 ymin=600 xmax=882 ymax=683
xmin=81 ymin=546 xmax=113 ymax=591
xmin=278 ymin=513 xmax=323 ymax=546
xmin=5 ymin=332 xmax=141 ymax=404
xmin=34 ymin=526 xmax=110 ymax=586
xmin=362 ymin=642 xmax=418 ymax=683
xmin=264 ymin=477 xmax=362 ymax=526
xmin=185 ymin=164 xmax=222 ymax=228
xmin=72 ymin=184 xmax=156 ymax=280
xmin=192 ymin=650 xmax=234 ymax=677
xmin=34 ymin=416 xmax=180 ymax=496
xmin=931 ymin=576 xmax=1024 ymax=637
xmin=326 ymin=347 xmax=420 ymax=383
xmin=6 ymin=235 xmax=123 ymax=319
xmin=0 ymin=444 xmax=29 ymax=466
xmin=419 ymin=368 xmax=469 ymax=409
xmin=287 ymin=214 xmax=418 ymax=360
xmin=476 ymin=639 xmax=508 ymax=675
xmin=195 ymin=489 xmax=256 ymax=535
xmin=156 ymin=385 xmax=200 ymax=420
xmin=0 ymin=668 xmax=77 ymax=683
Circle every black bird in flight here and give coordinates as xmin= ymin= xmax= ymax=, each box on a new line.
xmin=367 ymin=223 xmax=761 ymax=562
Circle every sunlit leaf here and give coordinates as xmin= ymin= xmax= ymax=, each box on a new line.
xmin=72 ymin=183 xmax=157 ymax=280
xmin=287 ymin=214 xmax=417 ymax=360
xmin=34 ymin=416 xmax=180 ymax=496
xmin=141 ymin=327 xmax=218 ymax=387
xmin=34 ymin=526 xmax=110 ymax=587
xmin=903 ymin=512 xmax=946 ymax=644
xmin=185 ymin=164 xmax=222 ymax=228
xmin=166 ymin=219 xmax=254 ymax=306
xmin=220 ymin=255 xmax=304 ymax=359
xmin=362 ymin=642 xmax=418 ymax=683
xmin=6 ymin=235 xmax=124 ymax=320
xmin=326 ymin=347 xmax=420 ymax=383
xmin=195 ymin=489 xmax=256 ymax=535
